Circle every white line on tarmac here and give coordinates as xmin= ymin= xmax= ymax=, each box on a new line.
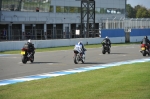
xmin=18 ymin=62 xmax=22 ymax=64
xmin=47 ymin=63 xmax=54 ymax=65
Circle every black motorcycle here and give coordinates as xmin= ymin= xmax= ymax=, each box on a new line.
xmin=102 ymin=43 xmax=110 ymax=54
xmin=21 ymin=44 xmax=35 ymax=64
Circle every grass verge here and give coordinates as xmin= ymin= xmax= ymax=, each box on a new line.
xmin=0 ymin=62 xmax=149 ymax=99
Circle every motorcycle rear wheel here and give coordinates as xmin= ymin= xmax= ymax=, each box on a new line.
xmin=102 ymin=49 xmax=106 ymax=54
xmin=74 ymin=54 xmax=79 ymax=64
xmin=142 ymin=51 xmax=146 ymax=56
xmin=30 ymin=55 xmax=34 ymax=63
xmin=108 ymin=48 xmax=110 ymax=54
xmin=81 ymin=57 xmax=85 ymax=63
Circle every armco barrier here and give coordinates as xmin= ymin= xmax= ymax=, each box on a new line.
xmin=0 ymin=37 xmax=125 ymax=51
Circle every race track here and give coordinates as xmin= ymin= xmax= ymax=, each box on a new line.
xmin=0 ymin=44 xmax=148 ymax=80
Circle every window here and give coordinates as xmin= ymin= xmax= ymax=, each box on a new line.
xmin=78 ymin=7 xmax=81 ymax=13
xmin=69 ymin=7 xmax=75 ymax=13
xmin=49 ymin=6 xmax=53 ymax=12
xmin=120 ymin=9 xmax=125 ymax=14
xmin=56 ymin=6 xmax=64 ymax=13
xmin=100 ymin=8 xmax=105 ymax=14
xmin=1 ymin=0 xmax=52 ymax=12
xmin=64 ymin=6 xmax=69 ymax=13
xmin=95 ymin=8 xmax=100 ymax=13
xmin=74 ymin=7 xmax=78 ymax=13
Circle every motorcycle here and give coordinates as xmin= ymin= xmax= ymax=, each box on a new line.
xmin=140 ymin=44 xmax=150 ymax=56
xmin=102 ymin=43 xmax=110 ymax=54
xmin=21 ymin=44 xmax=35 ymax=64
xmin=73 ymin=45 xmax=86 ymax=64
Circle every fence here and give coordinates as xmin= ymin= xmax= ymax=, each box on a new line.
xmin=101 ymin=18 xmax=150 ymax=31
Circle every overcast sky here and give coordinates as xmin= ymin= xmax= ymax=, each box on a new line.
xmin=127 ymin=0 xmax=150 ymax=9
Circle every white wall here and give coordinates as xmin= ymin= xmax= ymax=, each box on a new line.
xmin=0 ymin=37 xmax=125 ymax=51
xmin=130 ymin=36 xmax=150 ymax=42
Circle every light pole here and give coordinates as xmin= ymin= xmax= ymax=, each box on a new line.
xmin=122 ymin=17 xmax=125 ymax=30
xmin=136 ymin=18 xmax=138 ymax=29
xmin=141 ymin=18 xmax=143 ymax=28
xmin=119 ymin=17 xmax=122 ymax=29
xmin=113 ymin=17 xmax=116 ymax=29
xmin=147 ymin=18 xmax=150 ymax=28
xmin=130 ymin=18 xmax=133 ymax=29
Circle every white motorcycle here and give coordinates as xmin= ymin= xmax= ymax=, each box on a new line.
xmin=73 ymin=44 xmax=86 ymax=64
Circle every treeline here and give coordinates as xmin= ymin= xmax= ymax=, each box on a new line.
xmin=126 ymin=4 xmax=150 ymax=18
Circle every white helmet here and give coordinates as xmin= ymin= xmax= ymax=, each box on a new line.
xmin=106 ymin=36 xmax=108 ymax=39
xmin=27 ymin=39 xmax=32 ymax=43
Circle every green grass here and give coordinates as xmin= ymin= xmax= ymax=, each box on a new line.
xmin=0 ymin=43 xmax=139 ymax=54
xmin=0 ymin=62 xmax=150 ymax=99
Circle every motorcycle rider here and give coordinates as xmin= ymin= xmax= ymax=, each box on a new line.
xmin=26 ymin=39 xmax=35 ymax=56
xmin=141 ymin=36 xmax=150 ymax=52
xmin=102 ymin=36 xmax=111 ymax=48
xmin=75 ymin=41 xmax=86 ymax=59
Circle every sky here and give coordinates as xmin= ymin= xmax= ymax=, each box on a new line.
xmin=127 ymin=0 xmax=150 ymax=9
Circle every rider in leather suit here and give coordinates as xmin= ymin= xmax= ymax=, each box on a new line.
xmin=102 ymin=36 xmax=111 ymax=48
xmin=141 ymin=36 xmax=150 ymax=52
xmin=26 ymin=39 xmax=35 ymax=55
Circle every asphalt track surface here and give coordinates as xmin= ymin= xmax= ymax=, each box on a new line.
xmin=0 ymin=44 xmax=148 ymax=80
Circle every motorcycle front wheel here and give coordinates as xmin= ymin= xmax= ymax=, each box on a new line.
xmin=22 ymin=55 xmax=28 ymax=64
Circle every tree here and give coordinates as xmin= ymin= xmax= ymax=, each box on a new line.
xmin=148 ymin=9 xmax=150 ymax=17
xmin=126 ymin=4 xmax=150 ymax=18
xmin=136 ymin=7 xmax=150 ymax=18
xmin=134 ymin=5 xmax=142 ymax=12
xmin=126 ymin=4 xmax=135 ymax=18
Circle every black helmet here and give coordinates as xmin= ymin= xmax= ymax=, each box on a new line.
xmin=145 ymin=36 xmax=148 ymax=39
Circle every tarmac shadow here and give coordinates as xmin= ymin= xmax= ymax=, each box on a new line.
xmin=29 ymin=62 xmax=59 ymax=64
xmin=82 ymin=62 xmax=105 ymax=65
xmin=110 ymin=53 xmax=127 ymax=54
